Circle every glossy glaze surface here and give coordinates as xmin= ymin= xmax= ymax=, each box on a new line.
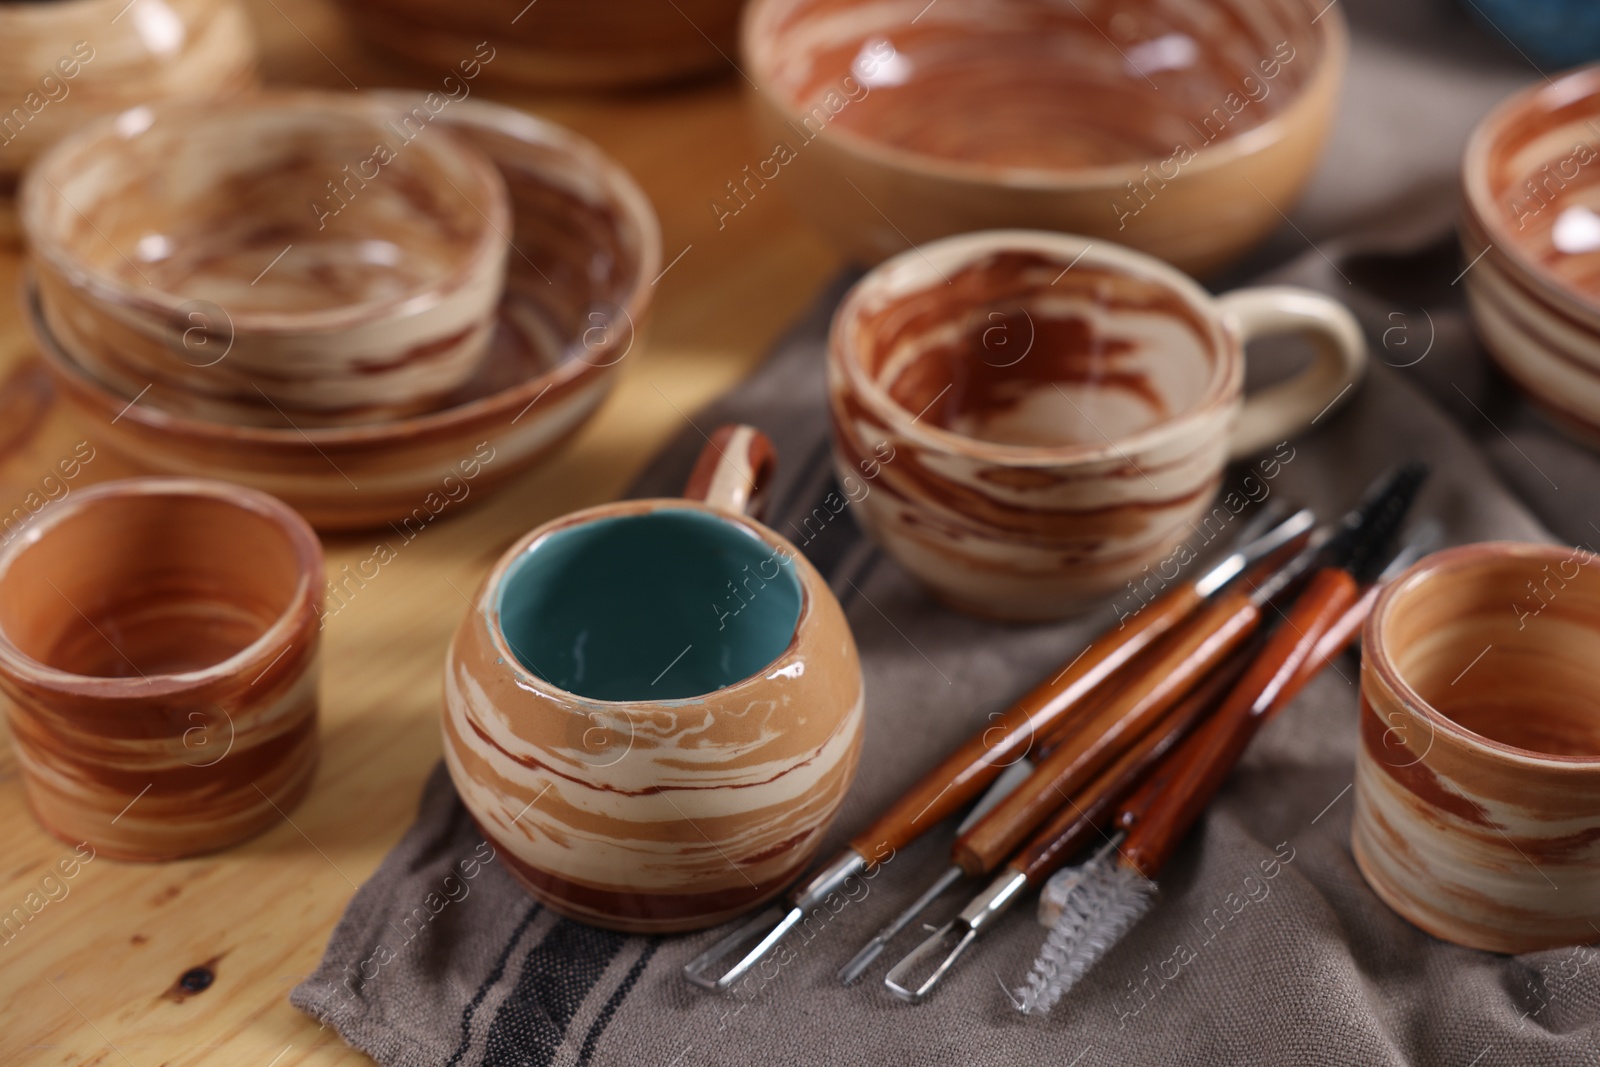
xmin=1354 ymin=542 xmax=1600 ymax=953
xmin=442 ymin=497 xmax=863 ymax=933
xmin=1461 ymin=66 xmax=1600 ymax=450
xmin=828 ymin=230 xmax=1365 ymax=620
xmin=0 ymin=0 xmax=258 ymax=240
xmin=22 ymin=92 xmax=511 ymax=421
xmin=743 ymin=0 xmax=1345 ymax=273
xmin=331 ymin=0 xmax=744 ymax=89
xmin=29 ymin=97 xmax=660 ymax=530
xmin=0 ymin=478 xmax=322 ymax=861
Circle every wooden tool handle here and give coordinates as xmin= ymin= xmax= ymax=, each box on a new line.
xmin=1012 ymin=645 xmax=1256 ymax=884
xmin=847 ymin=582 xmax=1203 ymax=862
xmin=1121 ymin=569 xmax=1360 ymax=879
xmin=951 ymin=588 xmax=1263 ymax=875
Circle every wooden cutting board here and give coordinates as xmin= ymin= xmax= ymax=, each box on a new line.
xmin=0 ymin=2 xmax=840 ymax=1061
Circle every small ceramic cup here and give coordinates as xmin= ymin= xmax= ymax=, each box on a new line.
xmin=743 ymin=0 xmax=1346 ymax=274
xmin=442 ymin=425 xmax=864 ymax=933
xmin=1460 ymin=65 xmax=1600 ymax=450
xmin=20 ymin=91 xmax=511 ymax=424
xmin=828 ymin=230 xmax=1367 ymax=620
xmin=0 ymin=478 xmax=323 ymax=861
xmin=1354 ymin=542 xmax=1600 ymax=954
xmin=0 ymin=0 xmax=259 ymax=243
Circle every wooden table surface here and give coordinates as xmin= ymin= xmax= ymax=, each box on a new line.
xmin=0 ymin=3 xmax=840 ymax=1062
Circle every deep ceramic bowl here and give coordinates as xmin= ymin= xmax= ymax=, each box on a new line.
xmin=742 ymin=0 xmax=1345 ymax=274
xmin=442 ymin=427 xmax=864 ymax=933
xmin=331 ymin=0 xmax=745 ymax=89
xmin=1354 ymin=542 xmax=1600 ymax=953
xmin=0 ymin=477 xmax=322 ymax=861
xmin=0 ymin=0 xmax=258 ymax=243
xmin=827 ymin=230 xmax=1365 ymax=620
xmin=1460 ymin=66 xmax=1600 ymax=449
xmin=28 ymin=97 xmax=660 ymax=530
xmin=21 ymin=92 xmax=512 ymax=424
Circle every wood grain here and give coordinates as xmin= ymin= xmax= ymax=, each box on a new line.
xmin=0 ymin=1 xmax=839 ymax=1061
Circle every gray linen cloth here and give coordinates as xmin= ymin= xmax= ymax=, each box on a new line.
xmin=291 ymin=2 xmax=1600 ymax=1062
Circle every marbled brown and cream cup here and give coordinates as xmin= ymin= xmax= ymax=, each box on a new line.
xmin=442 ymin=426 xmax=865 ymax=933
xmin=0 ymin=478 xmax=322 ymax=861
xmin=1354 ymin=542 xmax=1600 ymax=954
xmin=828 ymin=230 xmax=1367 ymax=620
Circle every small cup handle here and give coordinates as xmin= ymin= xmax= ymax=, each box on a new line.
xmin=683 ymin=423 xmax=778 ymax=519
xmin=1217 ymin=286 xmax=1368 ymax=461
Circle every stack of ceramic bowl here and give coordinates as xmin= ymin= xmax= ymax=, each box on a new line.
xmin=19 ymin=91 xmax=661 ymax=530
xmin=741 ymin=0 xmax=1346 ymax=275
xmin=0 ymin=0 xmax=258 ymax=243
xmin=1460 ymin=66 xmax=1600 ymax=449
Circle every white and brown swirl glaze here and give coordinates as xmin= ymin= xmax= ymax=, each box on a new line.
xmin=1354 ymin=543 xmax=1600 ymax=954
xmin=0 ymin=0 xmax=258 ymax=243
xmin=442 ymin=497 xmax=864 ymax=934
xmin=828 ymin=230 xmax=1365 ymax=621
xmin=0 ymin=478 xmax=322 ymax=861
xmin=1461 ymin=67 xmax=1600 ymax=450
xmin=743 ymin=0 xmax=1345 ymax=274
xmin=21 ymin=92 xmax=511 ymax=424
xmin=27 ymin=98 xmax=659 ymax=530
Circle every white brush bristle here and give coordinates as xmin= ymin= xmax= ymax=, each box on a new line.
xmin=1014 ymin=859 xmax=1155 ymax=1016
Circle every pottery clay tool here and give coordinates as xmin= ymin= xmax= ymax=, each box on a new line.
xmin=1011 ymin=463 xmax=1427 ymax=1015
xmin=682 ymin=506 xmax=1314 ymax=991
xmin=878 ymin=644 xmax=1256 ymax=1001
xmin=837 ymin=526 xmax=1310 ymax=986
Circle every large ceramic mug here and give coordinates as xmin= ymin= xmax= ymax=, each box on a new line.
xmin=442 ymin=426 xmax=864 ymax=933
xmin=1354 ymin=542 xmax=1600 ymax=953
xmin=828 ymin=230 xmax=1367 ymax=620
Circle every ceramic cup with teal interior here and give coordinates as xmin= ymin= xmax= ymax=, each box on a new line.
xmin=442 ymin=424 xmax=864 ymax=932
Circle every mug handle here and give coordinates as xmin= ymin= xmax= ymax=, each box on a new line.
xmin=1216 ymin=286 xmax=1368 ymax=461
xmin=683 ymin=423 xmax=778 ymax=519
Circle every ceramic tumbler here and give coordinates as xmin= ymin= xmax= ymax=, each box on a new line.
xmin=0 ymin=478 xmax=322 ymax=861
xmin=442 ymin=426 xmax=865 ymax=933
xmin=1354 ymin=542 xmax=1600 ymax=953
xmin=828 ymin=229 xmax=1367 ymax=621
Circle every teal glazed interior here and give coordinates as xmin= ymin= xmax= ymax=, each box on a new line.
xmin=494 ymin=508 xmax=804 ymax=702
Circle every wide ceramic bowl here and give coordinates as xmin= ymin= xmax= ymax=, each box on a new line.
xmin=0 ymin=0 xmax=258 ymax=243
xmin=442 ymin=427 xmax=865 ymax=933
xmin=1460 ymin=65 xmax=1600 ymax=449
xmin=0 ymin=478 xmax=321 ymax=861
xmin=1354 ymin=542 xmax=1600 ymax=953
xmin=331 ymin=0 xmax=745 ymax=90
xmin=742 ymin=0 xmax=1345 ymax=274
xmin=21 ymin=92 xmax=512 ymax=424
xmin=28 ymin=97 xmax=659 ymax=531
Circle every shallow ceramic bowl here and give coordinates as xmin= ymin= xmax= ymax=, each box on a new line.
xmin=28 ymin=97 xmax=660 ymax=530
xmin=331 ymin=0 xmax=744 ymax=90
xmin=443 ymin=426 xmax=864 ymax=933
xmin=0 ymin=0 xmax=258 ymax=244
xmin=742 ymin=0 xmax=1345 ymax=275
xmin=0 ymin=477 xmax=322 ymax=861
xmin=1460 ymin=65 xmax=1600 ymax=449
xmin=21 ymin=92 xmax=511 ymax=423
xmin=1354 ymin=542 xmax=1600 ymax=953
